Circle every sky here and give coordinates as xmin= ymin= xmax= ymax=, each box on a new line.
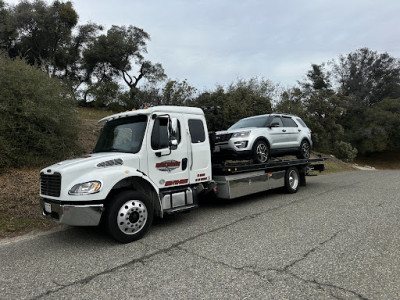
xmin=7 ymin=0 xmax=400 ymax=90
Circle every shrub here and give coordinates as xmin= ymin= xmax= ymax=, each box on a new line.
xmin=332 ymin=141 xmax=358 ymax=162
xmin=0 ymin=55 xmax=80 ymax=169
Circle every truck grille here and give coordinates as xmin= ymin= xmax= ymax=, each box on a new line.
xmin=215 ymin=133 xmax=232 ymax=144
xmin=40 ymin=173 xmax=61 ymax=197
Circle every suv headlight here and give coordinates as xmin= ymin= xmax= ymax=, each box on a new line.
xmin=69 ymin=181 xmax=102 ymax=195
xmin=232 ymin=131 xmax=250 ymax=138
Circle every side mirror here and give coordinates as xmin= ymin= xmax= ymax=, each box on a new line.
xmin=169 ymin=118 xmax=179 ymax=150
xmin=270 ymin=122 xmax=280 ymax=128
xmin=169 ymin=139 xmax=178 ymax=150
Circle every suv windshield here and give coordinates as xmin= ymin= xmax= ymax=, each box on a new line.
xmin=229 ymin=116 xmax=267 ymax=130
xmin=94 ymin=115 xmax=147 ymax=153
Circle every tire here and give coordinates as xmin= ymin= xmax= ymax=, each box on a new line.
xmin=106 ymin=190 xmax=154 ymax=243
xmin=285 ymin=167 xmax=300 ymax=194
xmin=297 ymin=140 xmax=311 ymax=159
xmin=252 ymin=140 xmax=269 ymax=164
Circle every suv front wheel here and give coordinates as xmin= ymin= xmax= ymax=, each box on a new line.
xmin=297 ymin=140 xmax=311 ymax=159
xmin=252 ymin=140 xmax=269 ymax=164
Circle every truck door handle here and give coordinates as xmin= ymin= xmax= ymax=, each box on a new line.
xmin=282 ymin=129 xmax=286 ymax=132
xmin=182 ymin=158 xmax=188 ymax=171
xmin=298 ymin=129 xmax=301 ymax=132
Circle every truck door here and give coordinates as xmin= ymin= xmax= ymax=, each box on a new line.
xmin=186 ymin=117 xmax=212 ymax=184
xmin=147 ymin=113 xmax=190 ymax=189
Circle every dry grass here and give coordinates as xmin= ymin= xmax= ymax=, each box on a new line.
xmin=311 ymin=153 xmax=358 ymax=174
xmin=0 ymin=107 xmax=112 ymax=238
xmin=0 ymin=168 xmax=56 ymax=238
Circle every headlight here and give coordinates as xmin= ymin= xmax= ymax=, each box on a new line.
xmin=69 ymin=181 xmax=102 ymax=195
xmin=232 ymin=131 xmax=250 ymax=138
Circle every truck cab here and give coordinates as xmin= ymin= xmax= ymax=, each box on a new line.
xmin=40 ymin=106 xmax=212 ymax=243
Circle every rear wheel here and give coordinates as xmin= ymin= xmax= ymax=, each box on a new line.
xmin=252 ymin=140 xmax=269 ymax=164
xmin=297 ymin=140 xmax=311 ymax=159
xmin=106 ymin=190 xmax=153 ymax=243
xmin=285 ymin=167 xmax=300 ymax=194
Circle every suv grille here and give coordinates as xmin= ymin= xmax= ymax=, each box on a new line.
xmin=40 ymin=173 xmax=61 ymax=197
xmin=215 ymin=133 xmax=232 ymax=144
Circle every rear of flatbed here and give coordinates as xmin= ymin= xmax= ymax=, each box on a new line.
xmin=211 ymin=157 xmax=327 ymax=199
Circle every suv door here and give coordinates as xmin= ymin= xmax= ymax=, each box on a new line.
xmin=267 ymin=116 xmax=287 ymax=149
xmin=281 ymin=116 xmax=301 ymax=147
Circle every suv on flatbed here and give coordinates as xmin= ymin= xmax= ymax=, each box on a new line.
xmin=213 ymin=113 xmax=312 ymax=163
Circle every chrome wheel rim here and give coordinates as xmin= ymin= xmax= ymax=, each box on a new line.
xmin=288 ymin=170 xmax=299 ymax=190
xmin=117 ymin=200 xmax=148 ymax=235
xmin=256 ymin=143 xmax=268 ymax=163
xmin=301 ymin=142 xmax=310 ymax=158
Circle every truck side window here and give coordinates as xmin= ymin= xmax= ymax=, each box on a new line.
xmin=188 ymin=119 xmax=205 ymax=143
xmin=151 ymin=118 xmax=169 ymax=150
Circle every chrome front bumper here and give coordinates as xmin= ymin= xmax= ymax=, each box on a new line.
xmin=40 ymin=199 xmax=104 ymax=226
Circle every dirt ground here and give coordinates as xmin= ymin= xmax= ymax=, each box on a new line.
xmin=355 ymin=151 xmax=400 ymax=170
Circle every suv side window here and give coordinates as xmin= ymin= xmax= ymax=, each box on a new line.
xmin=188 ymin=119 xmax=205 ymax=143
xmin=296 ymin=118 xmax=308 ymax=128
xmin=282 ymin=117 xmax=298 ymax=127
xmin=271 ymin=116 xmax=283 ymax=127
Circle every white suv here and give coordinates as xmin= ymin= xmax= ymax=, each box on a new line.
xmin=213 ymin=113 xmax=312 ymax=163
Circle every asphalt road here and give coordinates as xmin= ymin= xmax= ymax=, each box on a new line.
xmin=0 ymin=170 xmax=399 ymax=300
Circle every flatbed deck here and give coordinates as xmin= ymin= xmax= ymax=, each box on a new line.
xmin=212 ymin=157 xmax=327 ymax=175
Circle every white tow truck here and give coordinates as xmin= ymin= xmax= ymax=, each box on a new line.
xmin=40 ymin=106 xmax=326 ymax=243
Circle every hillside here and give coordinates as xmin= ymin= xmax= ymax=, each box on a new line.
xmin=0 ymin=108 xmax=111 ymax=238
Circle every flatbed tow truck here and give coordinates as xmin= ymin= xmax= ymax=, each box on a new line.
xmin=40 ymin=106 xmax=326 ymax=243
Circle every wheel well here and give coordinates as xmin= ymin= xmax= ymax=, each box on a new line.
xmin=106 ymin=177 xmax=161 ymax=217
xmin=300 ymin=138 xmax=312 ymax=148
xmin=253 ymin=137 xmax=270 ymax=148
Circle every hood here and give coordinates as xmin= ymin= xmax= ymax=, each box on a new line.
xmin=216 ymin=128 xmax=255 ymax=134
xmin=41 ymin=152 xmax=137 ymax=175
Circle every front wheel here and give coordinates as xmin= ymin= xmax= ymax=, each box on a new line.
xmin=252 ymin=140 xmax=269 ymax=164
xmin=297 ymin=140 xmax=311 ymax=159
xmin=106 ymin=190 xmax=154 ymax=243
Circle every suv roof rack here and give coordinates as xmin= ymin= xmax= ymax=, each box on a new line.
xmin=271 ymin=112 xmax=298 ymax=117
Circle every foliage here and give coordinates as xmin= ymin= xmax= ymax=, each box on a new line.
xmin=0 ymin=55 xmax=79 ymax=169
xmin=83 ymin=25 xmax=166 ymax=104
xmin=162 ymin=79 xmax=197 ymax=106
xmin=356 ymin=98 xmax=400 ymax=153
xmin=276 ymin=49 xmax=400 ymax=159
xmin=332 ymin=141 xmax=358 ymax=162
xmin=333 ymin=48 xmax=400 ymax=107
xmin=192 ymin=78 xmax=275 ymax=131
xmin=1 ymin=1 xmax=166 ymax=107
xmin=330 ymin=49 xmax=400 ymax=155
xmin=6 ymin=0 xmax=78 ymax=74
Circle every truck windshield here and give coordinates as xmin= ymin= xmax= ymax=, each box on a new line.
xmin=229 ymin=116 xmax=267 ymax=130
xmin=93 ymin=115 xmax=148 ymax=154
